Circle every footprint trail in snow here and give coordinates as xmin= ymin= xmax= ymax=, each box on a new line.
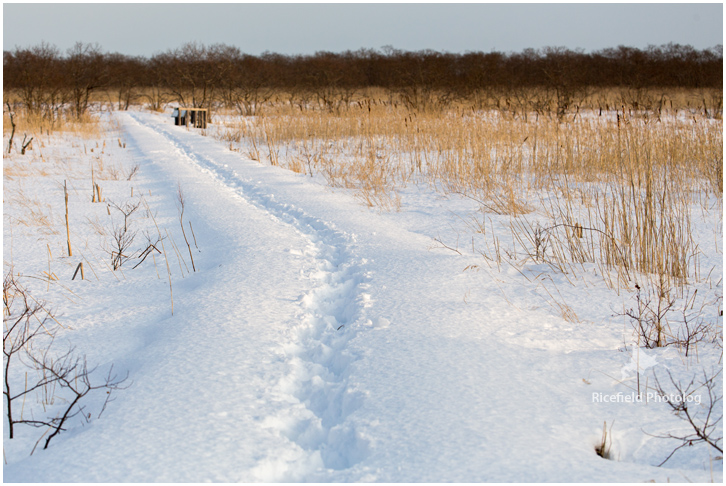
xmin=127 ymin=112 xmax=372 ymax=478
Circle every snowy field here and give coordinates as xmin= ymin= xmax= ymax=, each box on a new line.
xmin=3 ymin=108 xmax=722 ymax=481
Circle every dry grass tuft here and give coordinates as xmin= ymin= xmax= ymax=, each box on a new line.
xmin=213 ymin=87 xmax=721 ymax=290
xmin=3 ymin=109 xmax=103 ymax=140
xmin=10 ymin=189 xmax=58 ymax=234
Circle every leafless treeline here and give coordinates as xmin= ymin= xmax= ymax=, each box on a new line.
xmin=4 ymin=41 xmax=722 ymax=116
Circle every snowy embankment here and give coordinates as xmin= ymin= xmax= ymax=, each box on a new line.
xmin=3 ymin=110 xmax=722 ymax=482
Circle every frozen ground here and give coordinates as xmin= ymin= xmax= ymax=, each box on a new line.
xmin=3 ymin=109 xmax=722 ymax=482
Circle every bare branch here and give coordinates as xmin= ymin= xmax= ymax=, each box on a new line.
xmin=647 ymin=368 xmax=723 ymax=465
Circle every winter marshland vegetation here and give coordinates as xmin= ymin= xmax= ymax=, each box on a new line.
xmin=2 ymin=42 xmax=723 ymax=480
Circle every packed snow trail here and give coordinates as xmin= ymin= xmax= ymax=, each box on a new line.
xmin=123 ymin=111 xmax=373 ymax=475
xmin=4 ymin=111 xmax=719 ymax=482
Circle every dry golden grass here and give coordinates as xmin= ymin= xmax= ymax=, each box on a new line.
xmin=3 ymin=109 xmax=104 ymax=140
xmin=9 ymin=189 xmax=58 ymax=235
xmin=213 ymin=87 xmax=722 ymax=289
xmin=3 ymin=109 xmax=127 ymax=198
xmin=3 ymin=161 xmax=36 ymax=180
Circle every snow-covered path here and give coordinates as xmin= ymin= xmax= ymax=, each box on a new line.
xmin=4 ymin=111 xmax=720 ymax=482
xmin=124 ymin=111 xmax=375 ymax=478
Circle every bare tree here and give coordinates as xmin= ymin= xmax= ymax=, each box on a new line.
xmin=106 ymin=52 xmax=144 ymax=110
xmin=5 ymin=102 xmax=16 ymax=153
xmin=106 ymin=201 xmax=140 ymax=270
xmin=26 ymin=351 xmax=129 ymax=450
xmin=3 ymin=272 xmax=57 ymax=438
xmin=3 ymin=271 xmax=129 ymax=449
xmin=4 ymin=42 xmax=67 ymax=120
xmin=624 ymin=284 xmax=676 ymax=349
xmin=219 ymin=52 xmax=275 ymax=116
xmin=66 ymin=42 xmax=108 ymax=119
xmin=649 ymin=369 xmax=723 ymax=466
xmin=154 ymin=42 xmax=235 ymax=109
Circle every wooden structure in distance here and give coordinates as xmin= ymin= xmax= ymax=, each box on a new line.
xmin=172 ymin=107 xmax=208 ymax=128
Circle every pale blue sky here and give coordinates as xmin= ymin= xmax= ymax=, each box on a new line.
xmin=3 ymin=3 xmax=723 ymax=56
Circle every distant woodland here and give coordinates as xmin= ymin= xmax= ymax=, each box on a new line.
xmin=3 ymin=42 xmax=722 ymax=117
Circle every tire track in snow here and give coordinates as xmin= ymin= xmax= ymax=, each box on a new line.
xmin=124 ymin=113 xmax=371 ymax=476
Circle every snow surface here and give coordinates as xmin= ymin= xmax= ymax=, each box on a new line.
xmin=3 ymin=109 xmax=722 ymax=482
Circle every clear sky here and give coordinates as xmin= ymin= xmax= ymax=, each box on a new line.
xmin=3 ymin=3 xmax=723 ymax=57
